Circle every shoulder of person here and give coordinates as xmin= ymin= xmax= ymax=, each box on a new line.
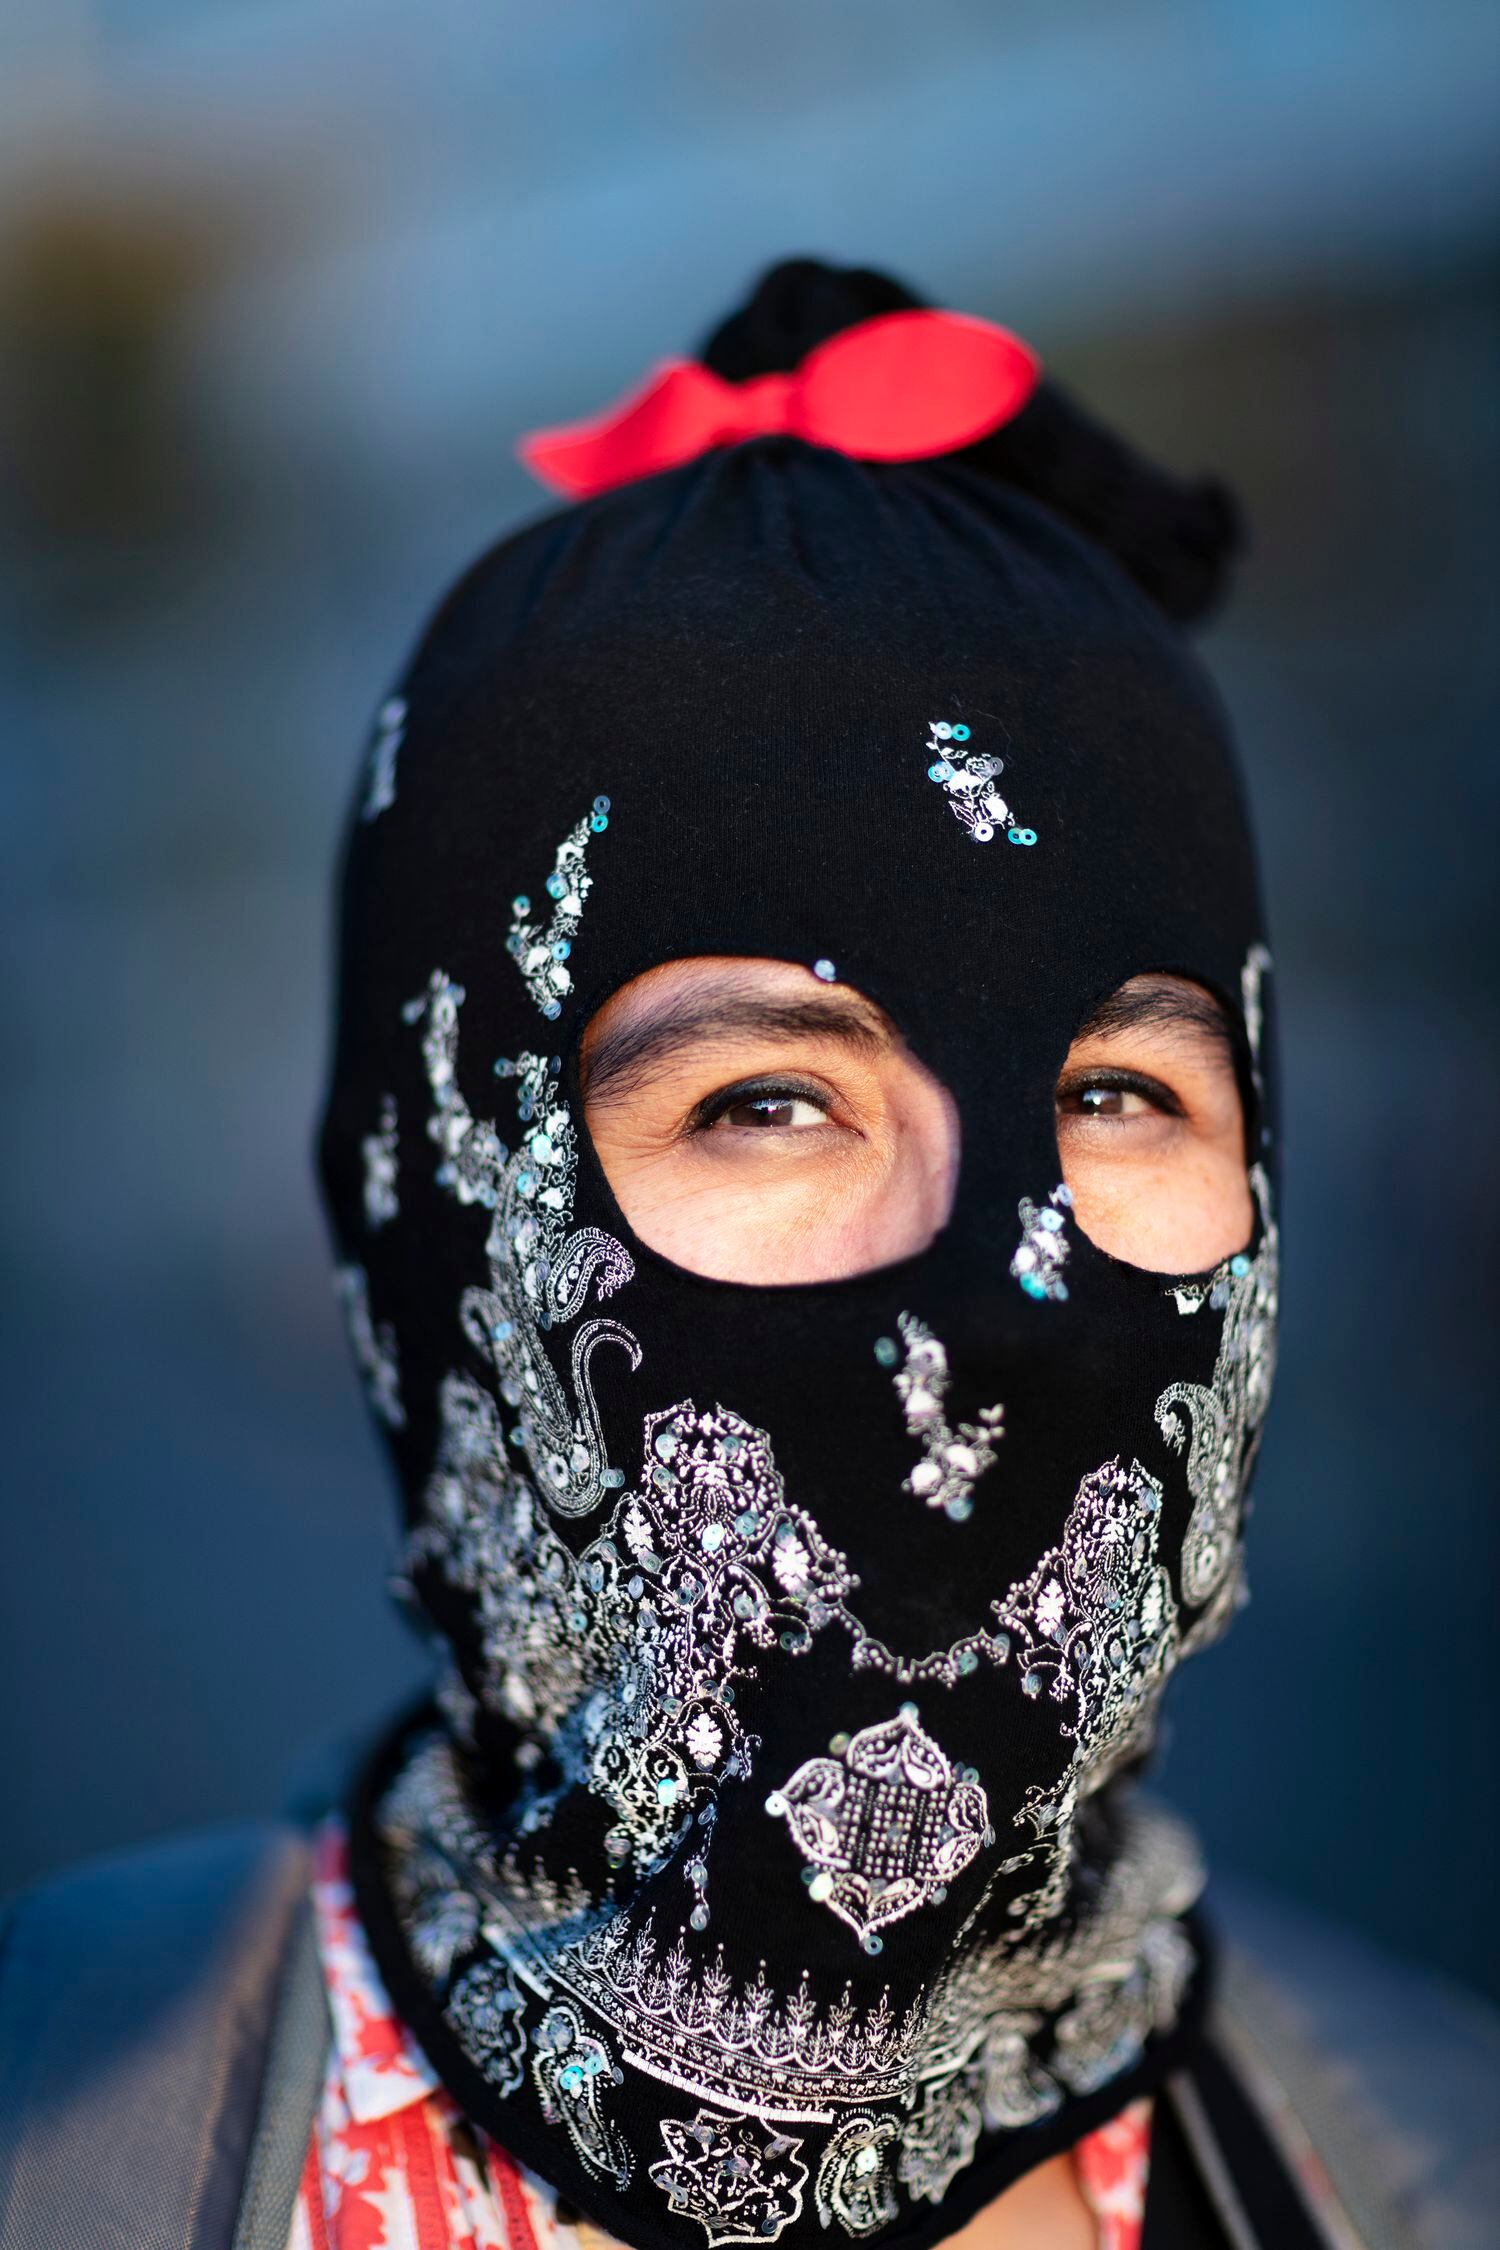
xmin=1206 ymin=1873 xmax=1500 ymax=2250
xmin=0 ymin=1820 xmax=323 ymax=2250
xmin=3 ymin=1831 xmax=1497 ymax=2250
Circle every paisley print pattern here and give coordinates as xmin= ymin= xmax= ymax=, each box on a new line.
xmin=449 ymin=1958 xmax=529 ymax=2096
xmin=1156 ymin=1165 xmax=1278 ymax=1608
xmin=899 ymin=1803 xmax=1199 ymax=2203
xmin=991 ymin=1460 xmax=1178 ymax=1931
xmin=404 ymin=970 xmax=637 ymax=1521
xmin=814 ymin=2113 xmax=902 ymax=2238
xmin=530 ymin=2003 xmax=631 ymax=2188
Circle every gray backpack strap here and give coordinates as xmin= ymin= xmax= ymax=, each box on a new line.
xmin=0 ymin=1822 xmax=323 ymax=2250
xmin=1211 ymin=1874 xmax=1500 ymax=2250
xmin=232 ymin=1883 xmax=332 ymax=2250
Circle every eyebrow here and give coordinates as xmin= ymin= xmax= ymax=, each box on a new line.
xmin=1071 ymin=978 xmax=1236 ymax=1054
xmin=581 ymin=990 xmax=890 ymax=1105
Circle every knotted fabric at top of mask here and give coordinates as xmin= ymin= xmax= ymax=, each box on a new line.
xmin=320 ymin=434 xmax=1278 ymax=2250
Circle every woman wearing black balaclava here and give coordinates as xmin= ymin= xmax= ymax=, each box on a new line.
xmin=9 ymin=260 xmax=1467 ymax=2250
xmin=314 ymin=254 xmax=1291 ymax=2250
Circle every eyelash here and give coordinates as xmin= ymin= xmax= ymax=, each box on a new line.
xmin=683 ymin=1074 xmax=838 ymax=1136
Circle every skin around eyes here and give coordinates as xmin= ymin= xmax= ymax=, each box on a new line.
xmin=580 ymin=958 xmax=1252 ymax=1284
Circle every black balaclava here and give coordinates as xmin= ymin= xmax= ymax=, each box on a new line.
xmin=321 ymin=260 xmax=1278 ymax=2250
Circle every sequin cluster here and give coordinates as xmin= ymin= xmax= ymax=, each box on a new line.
xmin=361 ymin=1094 xmax=400 ymax=1228
xmin=335 ymin=1263 xmax=404 ymax=1427
xmin=1010 ymin=1184 xmax=1072 ymax=1301
xmin=877 ymin=1314 xmax=1004 ymax=1522
xmin=361 ymin=695 xmax=406 ymax=821
xmin=923 ymin=720 xmax=1036 ymax=847
xmin=506 ymin=803 xmax=609 ymax=1020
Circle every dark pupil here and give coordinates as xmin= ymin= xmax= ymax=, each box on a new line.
xmin=1080 ymin=1087 xmax=1123 ymax=1115
xmin=729 ymin=1097 xmax=797 ymax=1129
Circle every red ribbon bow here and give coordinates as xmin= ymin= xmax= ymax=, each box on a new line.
xmin=518 ymin=308 xmax=1042 ymax=500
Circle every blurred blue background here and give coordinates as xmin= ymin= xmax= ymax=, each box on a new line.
xmin=3 ymin=1 xmax=1497 ymax=2004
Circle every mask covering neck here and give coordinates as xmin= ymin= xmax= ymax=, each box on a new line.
xmin=320 ymin=260 xmax=1278 ymax=2250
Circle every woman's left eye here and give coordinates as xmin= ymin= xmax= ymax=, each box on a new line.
xmin=1067 ymin=1086 xmax=1148 ymax=1119
xmin=1056 ymin=1071 xmax=1182 ymax=1121
xmin=716 ymin=1094 xmax=826 ymax=1132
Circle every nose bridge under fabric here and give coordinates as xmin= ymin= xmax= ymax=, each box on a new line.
xmin=322 ymin=261 xmax=1274 ymax=2250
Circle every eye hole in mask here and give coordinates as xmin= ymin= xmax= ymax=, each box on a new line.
xmin=579 ymin=958 xmax=1251 ymax=1285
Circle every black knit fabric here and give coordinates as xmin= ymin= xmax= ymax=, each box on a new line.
xmin=322 ymin=261 xmax=1278 ymax=2250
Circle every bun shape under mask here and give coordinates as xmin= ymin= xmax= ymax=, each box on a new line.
xmin=320 ymin=260 xmax=1277 ymax=2250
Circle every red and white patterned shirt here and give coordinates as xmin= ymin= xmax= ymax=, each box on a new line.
xmin=291 ymin=1826 xmax=1151 ymax=2250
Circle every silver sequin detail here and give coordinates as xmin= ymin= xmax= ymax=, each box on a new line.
xmin=890 ymin=1314 xmax=1003 ymax=1522
xmin=334 ymin=1263 xmax=404 ymax=1427
xmin=507 ymin=815 xmax=596 ymax=1017
xmin=1010 ymin=1184 xmax=1072 ymax=1302
xmin=361 ymin=1093 xmax=400 ymax=1228
xmin=922 ymin=718 xmax=1035 ymax=847
xmin=361 ymin=696 xmax=406 ymax=821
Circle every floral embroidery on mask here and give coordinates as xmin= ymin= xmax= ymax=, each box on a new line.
xmin=334 ymin=1263 xmax=404 ymax=1426
xmin=373 ymin=888 xmax=1259 ymax=2220
xmin=506 ymin=810 xmax=603 ymax=1019
xmin=897 ymin=1802 xmax=1201 ymax=2203
xmin=923 ymin=720 xmax=1036 ymax=847
xmin=766 ymin=1707 xmax=992 ymax=1952
xmin=1010 ymin=1184 xmax=1072 ymax=1301
xmin=404 ymin=970 xmax=637 ymax=1518
xmin=880 ymin=1315 xmax=1004 ymax=1522
xmin=413 ymin=1383 xmax=854 ymax=1884
xmin=990 ymin=1458 xmax=1178 ymax=1931
xmin=531 ymin=2002 xmax=632 ymax=2188
xmin=651 ymin=2114 xmax=809 ymax=2247
xmin=361 ymin=1094 xmax=399 ymax=1228
xmin=361 ymin=696 xmax=406 ymax=821
xmin=387 ymin=1732 xmax=920 ymax=2119
xmin=1157 ymin=1163 xmax=1278 ymax=1609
